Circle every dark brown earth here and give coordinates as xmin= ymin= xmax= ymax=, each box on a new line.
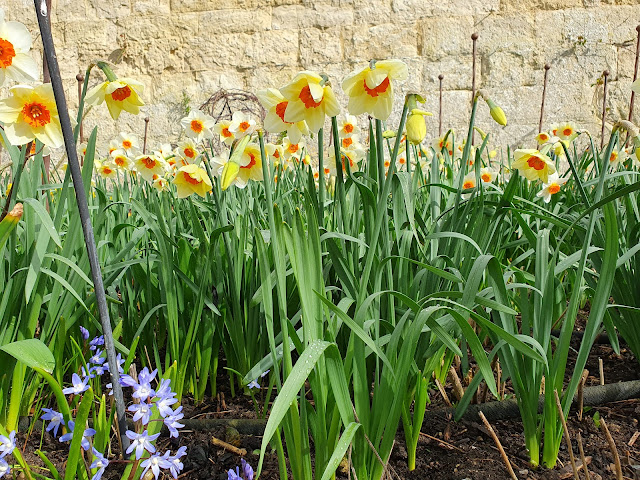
xmin=15 ymin=328 xmax=640 ymax=480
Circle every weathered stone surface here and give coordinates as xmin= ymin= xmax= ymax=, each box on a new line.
xmin=1 ymin=0 xmax=638 ymax=150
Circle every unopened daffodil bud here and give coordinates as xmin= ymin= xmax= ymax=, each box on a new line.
xmin=406 ymin=113 xmax=427 ymax=145
xmin=221 ymin=161 xmax=240 ymax=191
xmin=485 ymin=98 xmax=507 ymax=126
xmin=473 ymin=126 xmax=487 ymax=141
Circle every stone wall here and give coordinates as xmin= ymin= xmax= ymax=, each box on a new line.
xmin=4 ymin=0 xmax=640 ymax=153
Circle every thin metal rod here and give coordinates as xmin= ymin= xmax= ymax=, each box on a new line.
xmin=601 ymin=70 xmax=609 ymax=149
xmin=628 ymin=26 xmax=640 ymax=122
xmin=76 ymin=74 xmax=84 ymax=145
xmin=471 ymin=32 xmax=478 ymax=145
xmin=41 ymin=0 xmax=52 ymax=182
xmin=438 ymin=74 xmax=444 ymax=137
xmin=33 ymin=0 xmax=130 ymax=452
xmin=143 ymin=116 xmax=150 ymax=154
xmin=539 ymin=63 xmax=551 ymax=134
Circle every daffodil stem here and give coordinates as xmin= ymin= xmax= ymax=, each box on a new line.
xmin=34 ymin=0 xmax=130 ymax=453
xmin=330 ymin=117 xmax=348 ymax=233
xmin=375 ymin=119 xmax=385 ymax=188
xmin=318 ymin=128 xmax=324 ymax=224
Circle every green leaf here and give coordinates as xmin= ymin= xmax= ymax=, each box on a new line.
xmin=320 ymin=422 xmax=361 ymax=480
xmin=0 ymin=339 xmax=55 ymax=374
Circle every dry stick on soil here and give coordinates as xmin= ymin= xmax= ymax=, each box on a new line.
xmin=418 ymin=432 xmax=464 ymax=452
xmin=478 ymin=411 xmax=517 ymax=480
xmin=578 ymin=369 xmax=589 ymax=421
xmin=554 ymin=390 xmax=580 ymax=480
xmin=435 ymin=378 xmax=453 ymax=407
xmin=599 ymin=358 xmax=605 ymax=386
xmin=211 ymin=435 xmax=247 ymax=457
xmin=448 ymin=366 xmax=466 ymax=402
xmin=600 ymin=418 xmax=624 ymax=480
xmin=577 ymin=432 xmax=591 ymax=480
xmin=628 ymin=431 xmax=640 ymax=447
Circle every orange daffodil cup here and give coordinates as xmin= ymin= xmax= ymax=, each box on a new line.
xmin=85 ymin=62 xmax=144 ymax=121
xmin=342 ymin=59 xmax=408 ymax=121
xmin=0 ymin=83 xmax=64 ymax=148
xmin=512 ymin=149 xmax=556 ymax=183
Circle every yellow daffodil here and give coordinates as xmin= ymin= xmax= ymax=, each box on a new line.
xmin=406 ymin=112 xmax=427 ymax=145
xmin=213 ymin=119 xmax=235 ymax=146
xmin=0 ymin=83 xmax=63 ymax=148
xmin=280 ymin=71 xmax=340 ymax=133
xmin=0 ymin=9 xmax=39 ymax=86
xmin=235 ymin=143 xmax=264 ymax=188
xmin=96 ymin=160 xmax=117 ymax=179
xmin=536 ymin=173 xmax=568 ymax=203
xmin=111 ymin=149 xmax=132 ymax=170
xmin=536 ymin=132 xmax=556 ymax=145
xmin=282 ymin=137 xmax=304 ymax=161
xmin=342 ymin=59 xmax=408 ymax=121
xmin=176 ymin=139 xmax=200 ymax=164
xmin=433 ymin=135 xmax=453 ymax=157
xmin=115 ymin=132 xmax=140 ymax=156
xmin=480 ymin=168 xmax=497 ymax=183
xmin=173 ymin=164 xmax=212 ymax=198
xmin=337 ymin=115 xmax=360 ymax=138
xmin=257 ymin=88 xmax=309 ymax=144
xmin=86 ymin=78 xmax=145 ymax=120
xmin=229 ymin=111 xmax=258 ymax=139
xmin=152 ymin=175 xmax=169 ymax=192
xmin=512 ymin=149 xmax=556 ymax=183
xmin=181 ymin=109 xmax=215 ymax=143
xmin=265 ymin=143 xmax=285 ymax=167
xmin=556 ymin=122 xmax=578 ymax=141
xmin=608 ymin=148 xmax=626 ymax=170
xmin=134 ymin=153 xmax=165 ymax=182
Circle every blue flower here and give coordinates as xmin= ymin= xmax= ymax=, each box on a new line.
xmin=166 ymin=446 xmax=187 ymax=479
xmin=89 ymin=335 xmax=104 ymax=351
xmin=163 ymin=406 xmax=185 ymax=438
xmin=0 ymin=431 xmax=16 ymax=458
xmin=62 ymin=373 xmax=89 ymax=395
xmin=79 ymin=326 xmax=90 ymax=341
xmin=128 ymin=403 xmax=152 ymax=426
xmin=41 ymin=408 xmax=64 ymax=437
xmin=241 ymin=459 xmax=254 ymax=480
xmin=140 ymin=453 xmax=171 ymax=480
xmin=90 ymin=448 xmax=109 ymax=480
xmin=227 ymin=467 xmax=241 ymax=480
xmin=0 ymin=458 xmax=10 ymax=478
xmin=246 ymin=379 xmax=260 ymax=390
xmin=58 ymin=421 xmax=95 ymax=451
xmin=125 ymin=429 xmax=160 ymax=460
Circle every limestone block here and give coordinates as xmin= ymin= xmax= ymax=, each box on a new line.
xmin=170 ymin=0 xmax=263 ymax=12
xmin=563 ymin=9 xmax=609 ymax=45
xmin=352 ymin=0 xmax=393 ymax=25
xmin=422 ymin=55 xmax=474 ymax=91
xmin=245 ymin=30 xmax=299 ymax=66
xmin=87 ymin=0 xmax=132 ymax=19
xmin=616 ymin=45 xmax=637 ymax=81
xmin=199 ymin=8 xmax=272 ymax=34
xmin=245 ymin=65 xmax=301 ymax=90
xmin=347 ymin=23 xmax=418 ymax=59
xmin=606 ymin=5 xmax=640 ymax=45
xmin=482 ymin=50 xmax=538 ymax=88
xmin=477 ymin=13 xmax=536 ymax=55
xmin=534 ymin=10 xmax=567 ymax=54
xmin=52 ymin=0 xmax=89 ymax=22
xmin=500 ymin=0 xmax=582 ymax=11
xmin=273 ymin=4 xmax=353 ymax=29
xmin=299 ymin=27 xmax=343 ymax=65
xmin=418 ymin=16 xmax=475 ymax=60
xmin=133 ymin=0 xmax=171 ymax=15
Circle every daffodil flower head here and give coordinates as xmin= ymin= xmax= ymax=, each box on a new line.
xmin=265 ymin=143 xmax=285 ymax=167
xmin=480 ymin=168 xmax=497 ymax=183
xmin=342 ymin=59 xmax=408 ymax=121
xmin=461 ymin=174 xmax=477 ymax=199
xmin=337 ymin=114 xmax=360 ymax=138
xmin=280 ymin=71 xmax=340 ymax=133
xmin=173 ymin=164 xmax=212 ymax=198
xmin=176 ymin=139 xmax=200 ymax=164
xmin=282 ymin=136 xmax=304 ymax=161
xmin=111 ymin=150 xmax=132 ymax=170
xmin=512 ymin=149 xmax=556 ymax=183
xmin=213 ymin=119 xmax=236 ymax=146
xmin=0 ymin=9 xmax=39 ymax=86
xmin=556 ymin=121 xmax=578 ymax=141
xmin=96 ymin=160 xmax=117 ymax=179
xmin=85 ymin=65 xmax=144 ymax=120
xmin=229 ymin=111 xmax=258 ymax=139
xmin=181 ymin=109 xmax=215 ymax=142
xmin=536 ymin=172 xmax=568 ymax=203
xmin=258 ymin=88 xmax=309 ymax=144
xmin=0 ymin=83 xmax=63 ymax=148
xmin=406 ymin=112 xmax=427 ymax=145
xmin=134 ymin=153 xmax=166 ymax=183
xmin=535 ymin=131 xmax=557 ymax=145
